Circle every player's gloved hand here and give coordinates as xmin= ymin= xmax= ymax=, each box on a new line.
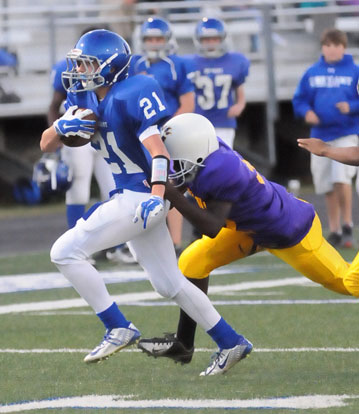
xmin=53 ymin=105 xmax=96 ymax=139
xmin=133 ymin=195 xmax=164 ymax=229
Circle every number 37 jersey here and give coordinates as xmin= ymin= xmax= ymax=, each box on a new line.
xmin=187 ymin=52 xmax=250 ymax=128
xmin=66 ymin=75 xmax=170 ymax=193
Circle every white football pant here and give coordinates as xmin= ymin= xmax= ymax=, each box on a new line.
xmin=215 ymin=127 xmax=235 ymax=149
xmin=51 ymin=190 xmax=221 ymax=331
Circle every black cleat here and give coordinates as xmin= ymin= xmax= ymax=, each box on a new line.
xmin=137 ymin=333 xmax=194 ymax=364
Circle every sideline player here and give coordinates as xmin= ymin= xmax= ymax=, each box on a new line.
xmin=40 ymin=29 xmax=252 ymax=376
xmin=129 ymin=17 xmax=195 ymax=254
xmin=188 ymin=17 xmax=249 ymax=149
xmin=137 ymin=113 xmax=356 ymax=364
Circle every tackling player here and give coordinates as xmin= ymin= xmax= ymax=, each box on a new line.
xmin=40 ymin=29 xmax=252 ymax=376
xmin=138 ymin=113 xmax=357 ymax=364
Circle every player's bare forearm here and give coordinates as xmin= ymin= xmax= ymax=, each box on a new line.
xmin=297 ymin=138 xmax=359 ymax=166
xmin=165 ymin=183 xmax=231 ymax=238
xmin=40 ymin=125 xmax=62 ymax=152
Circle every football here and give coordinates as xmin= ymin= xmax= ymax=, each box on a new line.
xmin=60 ymin=108 xmax=98 ymax=147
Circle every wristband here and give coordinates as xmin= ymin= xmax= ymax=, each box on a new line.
xmin=151 ymin=155 xmax=169 ymax=186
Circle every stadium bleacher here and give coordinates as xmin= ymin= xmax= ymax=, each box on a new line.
xmin=0 ymin=0 xmax=358 ymax=118
xmin=0 ymin=0 xmax=359 ymax=196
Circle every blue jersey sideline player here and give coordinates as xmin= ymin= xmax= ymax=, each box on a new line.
xmin=187 ymin=17 xmax=249 ymax=149
xmin=129 ymin=17 xmax=195 ymax=253
xmin=129 ymin=17 xmax=195 ymax=117
xmin=138 ymin=113 xmax=356 ymax=365
xmin=40 ymin=30 xmax=252 ymax=376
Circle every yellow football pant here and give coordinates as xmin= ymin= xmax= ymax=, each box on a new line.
xmin=343 ymin=250 xmax=359 ymax=296
xmin=179 ymin=214 xmax=353 ymax=296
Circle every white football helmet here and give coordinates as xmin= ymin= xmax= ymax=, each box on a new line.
xmin=161 ymin=113 xmax=219 ymax=187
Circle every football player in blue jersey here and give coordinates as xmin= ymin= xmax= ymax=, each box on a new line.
xmin=187 ymin=17 xmax=250 ymax=149
xmin=49 ymin=28 xmax=135 ymax=264
xmin=138 ymin=113 xmax=358 ymax=366
xmin=129 ymin=17 xmax=195 ymax=253
xmin=49 ymin=44 xmax=115 ymax=230
xmin=40 ymin=29 xmax=252 ymax=376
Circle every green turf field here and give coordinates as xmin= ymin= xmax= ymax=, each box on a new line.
xmin=1 ymin=247 xmax=359 ymax=413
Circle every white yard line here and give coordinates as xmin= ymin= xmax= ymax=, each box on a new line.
xmin=0 ymin=276 xmax=319 ymax=315
xmin=1 ymin=296 xmax=358 ymax=315
xmin=2 ymin=347 xmax=359 ymax=354
xmin=0 ymin=263 xmax=288 ymax=294
xmin=0 ymin=394 xmax=358 ymax=412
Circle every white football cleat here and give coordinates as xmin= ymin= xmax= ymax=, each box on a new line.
xmin=200 ymin=336 xmax=253 ymax=376
xmin=84 ymin=323 xmax=141 ymax=363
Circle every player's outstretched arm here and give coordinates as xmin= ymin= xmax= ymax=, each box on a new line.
xmin=165 ymin=183 xmax=232 ymax=238
xmin=297 ymin=137 xmax=359 ymax=166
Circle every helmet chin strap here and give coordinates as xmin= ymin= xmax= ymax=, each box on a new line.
xmin=110 ymin=55 xmax=132 ymax=85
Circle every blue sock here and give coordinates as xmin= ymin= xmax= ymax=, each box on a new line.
xmin=207 ymin=318 xmax=241 ymax=349
xmin=97 ymin=302 xmax=130 ymax=331
xmin=66 ymin=204 xmax=85 ymax=229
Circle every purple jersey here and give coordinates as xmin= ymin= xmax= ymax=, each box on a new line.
xmin=187 ymin=52 xmax=250 ymax=128
xmin=188 ymin=141 xmax=315 ymax=248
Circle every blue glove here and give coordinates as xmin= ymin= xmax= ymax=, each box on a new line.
xmin=133 ymin=195 xmax=164 ymax=229
xmin=53 ymin=105 xmax=96 ymax=139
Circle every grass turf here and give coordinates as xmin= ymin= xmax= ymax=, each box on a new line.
xmin=1 ymin=248 xmax=359 ymax=413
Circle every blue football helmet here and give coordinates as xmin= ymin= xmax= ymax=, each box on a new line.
xmin=140 ymin=17 xmax=176 ymax=59
xmin=33 ymin=153 xmax=72 ymax=196
xmin=195 ymin=18 xmax=228 ymax=57
xmin=62 ymin=29 xmax=132 ymax=92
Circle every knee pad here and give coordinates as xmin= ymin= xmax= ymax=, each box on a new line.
xmin=178 ymin=244 xmax=209 ymax=280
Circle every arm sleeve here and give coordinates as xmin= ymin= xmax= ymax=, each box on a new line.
xmin=292 ymin=71 xmax=313 ymax=118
